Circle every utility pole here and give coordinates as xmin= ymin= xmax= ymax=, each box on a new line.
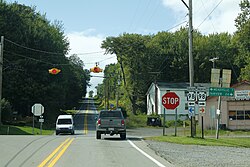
xmin=0 ymin=36 xmax=4 ymax=125
xmin=188 ymin=0 xmax=196 ymax=138
xmin=182 ymin=0 xmax=195 ymax=137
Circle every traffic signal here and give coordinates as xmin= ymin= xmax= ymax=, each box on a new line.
xmin=90 ymin=66 xmax=103 ymax=73
xmin=49 ymin=68 xmax=61 ymax=75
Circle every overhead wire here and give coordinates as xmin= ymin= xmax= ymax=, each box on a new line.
xmin=200 ymin=0 xmax=216 ymax=32
xmin=196 ymin=0 xmax=223 ymax=29
xmin=5 ymin=38 xmax=64 ymax=55
xmin=144 ymin=0 xmax=161 ymax=30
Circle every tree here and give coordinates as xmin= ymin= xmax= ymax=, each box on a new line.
xmin=88 ymin=91 xmax=94 ymax=98
xmin=234 ymin=0 xmax=250 ymax=80
xmin=0 ymin=2 xmax=89 ymax=123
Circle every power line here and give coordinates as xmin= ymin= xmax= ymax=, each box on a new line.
xmin=166 ymin=21 xmax=187 ymax=32
xmin=4 ymin=50 xmax=54 ymax=65
xmin=3 ymin=50 xmax=69 ymax=66
xmin=5 ymin=38 xmax=105 ymax=56
xmin=75 ymin=51 xmax=105 ymax=55
xmin=197 ymin=0 xmax=223 ymax=29
xmin=4 ymin=38 xmax=65 ymax=55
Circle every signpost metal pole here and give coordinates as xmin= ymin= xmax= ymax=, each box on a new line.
xmin=32 ymin=114 xmax=34 ymax=135
xmin=216 ymin=79 xmax=222 ymax=139
xmin=40 ymin=121 xmax=42 ymax=135
xmin=201 ymin=115 xmax=204 ymax=139
xmin=163 ymin=108 xmax=166 ymax=136
xmin=175 ymin=108 xmax=177 ymax=136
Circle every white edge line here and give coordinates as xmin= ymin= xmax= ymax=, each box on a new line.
xmin=128 ymin=139 xmax=166 ymax=167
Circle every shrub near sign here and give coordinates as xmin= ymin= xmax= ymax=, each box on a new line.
xmin=162 ymin=92 xmax=180 ymax=109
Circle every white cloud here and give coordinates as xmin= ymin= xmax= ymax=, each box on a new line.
xmin=162 ymin=0 xmax=241 ymax=34
xmin=67 ymin=30 xmax=117 ymax=96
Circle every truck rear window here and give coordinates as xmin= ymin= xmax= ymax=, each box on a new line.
xmin=100 ymin=111 xmax=122 ymax=118
xmin=57 ymin=119 xmax=72 ymax=124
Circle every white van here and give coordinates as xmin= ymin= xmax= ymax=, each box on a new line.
xmin=56 ymin=115 xmax=75 ymax=135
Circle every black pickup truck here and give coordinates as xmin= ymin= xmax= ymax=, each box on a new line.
xmin=96 ymin=110 xmax=126 ymax=140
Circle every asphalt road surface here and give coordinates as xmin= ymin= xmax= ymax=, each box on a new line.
xmin=0 ymin=98 xmax=172 ymax=167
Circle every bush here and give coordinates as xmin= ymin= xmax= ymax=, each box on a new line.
xmin=126 ymin=114 xmax=147 ymax=128
xmin=1 ymin=98 xmax=13 ymax=122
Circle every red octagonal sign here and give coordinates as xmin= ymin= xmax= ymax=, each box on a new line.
xmin=162 ymin=92 xmax=180 ymax=109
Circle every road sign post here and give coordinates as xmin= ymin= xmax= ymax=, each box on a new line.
xmin=162 ymin=92 xmax=180 ymax=136
xmin=31 ymin=104 xmax=44 ymax=135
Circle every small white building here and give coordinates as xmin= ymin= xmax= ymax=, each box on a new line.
xmin=146 ymin=82 xmax=210 ymax=120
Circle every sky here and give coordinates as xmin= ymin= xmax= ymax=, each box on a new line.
xmin=5 ymin=0 xmax=241 ymax=96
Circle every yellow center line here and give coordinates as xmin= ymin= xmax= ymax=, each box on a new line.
xmin=47 ymin=138 xmax=74 ymax=167
xmin=38 ymin=138 xmax=71 ymax=167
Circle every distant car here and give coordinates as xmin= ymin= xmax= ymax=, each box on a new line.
xmin=56 ymin=115 xmax=75 ymax=135
xmin=96 ymin=110 xmax=126 ymax=140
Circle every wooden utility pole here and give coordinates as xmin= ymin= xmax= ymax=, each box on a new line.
xmin=182 ymin=0 xmax=195 ymax=137
xmin=188 ymin=0 xmax=196 ymax=138
xmin=0 ymin=36 xmax=4 ymax=125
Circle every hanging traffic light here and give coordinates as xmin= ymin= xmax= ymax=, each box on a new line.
xmin=49 ymin=68 xmax=61 ymax=75
xmin=90 ymin=66 xmax=103 ymax=73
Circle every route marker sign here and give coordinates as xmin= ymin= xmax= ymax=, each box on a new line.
xmin=209 ymin=87 xmax=234 ymax=96
xmin=162 ymin=92 xmax=180 ymax=110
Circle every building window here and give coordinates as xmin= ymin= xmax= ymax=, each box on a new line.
xmin=229 ymin=110 xmax=250 ymax=120
xmin=237 ymin=111 xmax=245 ymax=120
xmin=229 ymin=111 xmax=236 ymax=120
xmin=245 ymin=111 xmax=250 ymax=120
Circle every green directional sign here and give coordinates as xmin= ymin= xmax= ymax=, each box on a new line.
xmin=209 ymin=87 xmax=234 ymax=96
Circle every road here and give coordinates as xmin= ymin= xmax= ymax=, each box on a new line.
xmin=0 ymin=98 xmax=172 ymax=167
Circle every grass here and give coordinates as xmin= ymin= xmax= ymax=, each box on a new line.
xmin=145 ymin=136 xmax=250 ymax=148
xmin=126 ymin=114 xmax=148 ymax=128
xmin=64 ymin=110 xmax=78 ymax=115
xmin=0 ymin=125 xmax=54 ymax=135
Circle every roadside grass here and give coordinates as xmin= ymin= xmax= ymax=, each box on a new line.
xmin=0 ymin=125 xmax=54 ymax=135
xmin=145 ymin=135 xmax=250 ymax=148
xmin=64 ymin=110 xmax=78 ymax=115
xmin=126 ymin=114 xmax=148 ymax=128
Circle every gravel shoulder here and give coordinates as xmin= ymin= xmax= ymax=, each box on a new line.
xmin=128 ymin=128 xmax=250 ymax=167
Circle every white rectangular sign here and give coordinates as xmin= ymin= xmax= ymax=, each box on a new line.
xmin=235 ymin=90 xmax=250 ymax=100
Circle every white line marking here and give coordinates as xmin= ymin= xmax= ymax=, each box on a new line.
xmin=128 ymin=139 xmax=166 ymax=167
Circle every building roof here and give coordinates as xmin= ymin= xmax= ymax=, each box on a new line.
xmin=231 ymin=80 xmax=250 ymax=88
xmin=157 ymin=82 xmax=210 ymax=89
xmin=146 ymin=82 xmax=210 ymax=95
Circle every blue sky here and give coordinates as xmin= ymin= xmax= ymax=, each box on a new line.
xmin=5 ymin=0 xmax=241 ymax=95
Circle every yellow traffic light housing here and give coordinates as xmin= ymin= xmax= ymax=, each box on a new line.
xmin=49 ymin=68 xmax=61 ymax=75
xmin=90 ymin=66 xmax=103 ymax=73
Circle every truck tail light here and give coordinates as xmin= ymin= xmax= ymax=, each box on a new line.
xmin=97 ymin=119 xmax=101 ymax=125
xmin=121 ymin=119 xmax=125 ymax=126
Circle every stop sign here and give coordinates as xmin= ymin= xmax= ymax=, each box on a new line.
xmin=162 ymin=92 xmax=180 ymax=109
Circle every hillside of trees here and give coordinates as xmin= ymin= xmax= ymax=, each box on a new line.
xmin=0 ymin=2 xmax=90 ymax=124
xmin=98 ymin=0 xmax=250 ymax=115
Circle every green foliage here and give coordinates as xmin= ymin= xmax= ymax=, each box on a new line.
xmin=89 ymin=90 xmax=94 ymax=98
xmin=101 ymin=28 xmax=243 ymax=116
xmin=1 ymin=98 xmax=13 ymax=122
xmin=126 ymin=114 xmax=148 ymax=128
xmin=0 ymin=2 xmax=90 ymax=125
xmin=234 ymin=0 xmax=250 ymax=80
